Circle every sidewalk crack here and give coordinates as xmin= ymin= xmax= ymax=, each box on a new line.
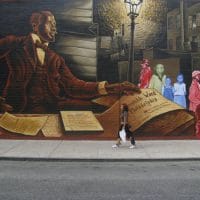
xmin=47 ymin=141 xmax=63 ymax=158
xmin=0 ymin=141 xmax=27 ymax=155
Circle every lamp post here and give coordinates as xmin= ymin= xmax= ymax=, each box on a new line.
xmin=124 ymin=0 xmax=143 ymax=83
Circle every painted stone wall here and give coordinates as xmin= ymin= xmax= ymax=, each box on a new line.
xmin=135 ymin=0 xmax=168 ymax=48
xmin=94 ymin=0 xmax=127 ymax=36
xmin=94 ymin=0 xmax=168 ymax=48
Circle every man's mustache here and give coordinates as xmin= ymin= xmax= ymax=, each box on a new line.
xmin=50 ymin=31 xmax=58 ymax=36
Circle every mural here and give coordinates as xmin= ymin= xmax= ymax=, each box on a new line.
xmin=0 ymin=0 xmax=199 ymax=140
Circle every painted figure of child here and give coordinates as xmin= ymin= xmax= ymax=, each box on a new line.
xmin=173 ymin=74 xmax=186 ymax=108
xmin=149 ymin=64 xmax=166 ymax=93
xmin=112 ymin=104 xmax=136 ymax=149
xmin=162 ymin=77 xmax=174 ymax=101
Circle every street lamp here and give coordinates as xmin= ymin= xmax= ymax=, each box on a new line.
xmin=124 ymin=0 xmax=143 ymax=83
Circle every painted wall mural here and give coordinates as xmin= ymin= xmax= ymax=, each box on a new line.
xmin=0 ymin=0 xmax=199 ymax=140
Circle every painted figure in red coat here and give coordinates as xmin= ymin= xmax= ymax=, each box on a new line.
xmin=195 ymin=104 xmax=200 ymax=138
xmin=189 ymin=71 xmax=200 ymax=138
xmin=138 ymin=59 xmax=152 ymax=89
xmin=189 ymin=71 xmax=200 ymax=113
xmin=0 ymin=11 xmax=140 ymax=113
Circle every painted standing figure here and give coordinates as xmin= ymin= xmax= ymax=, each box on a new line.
xmin=189 ymin=71 xmax=200 ymax=138
xmin=162 ymin=77 xmax=174 ymax=101
xmin=148 ymin=64 xmax=166 ymax=93
xmin=112 ymin=104 xmax=136 ymax=149
xmin=189 ymin=71 xmax=200 ymax=112
xmin=138 ymin=59 xmax=152 ymax=89
xmin=173 ymin=74 xmax=186 ymax=108
xmin=0 ymin=11 xmax=140 ymax=113
xmin=195 ymin=104 xmax=200 ymax=138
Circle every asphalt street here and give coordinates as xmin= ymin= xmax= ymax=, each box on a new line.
xmin=0 ymin=161 xmax=200 ymax=200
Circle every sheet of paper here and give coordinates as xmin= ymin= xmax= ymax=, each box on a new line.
xmin=42 ymin=115 xmax=63 ymax=137
xmin=60 ymin=111 xmax=104 ymax=132
xmin=120 ymin=89 xmax=188 ymax=131
xmin=96 ymin=89 xmax=188 ymax=132
xmin=0 ymin=112 xmax=48 ymax=136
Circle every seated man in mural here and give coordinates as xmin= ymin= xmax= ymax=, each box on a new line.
xmin=0 ymin=11 xmax=139 ymax=113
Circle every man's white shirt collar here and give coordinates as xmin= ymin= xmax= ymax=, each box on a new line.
xmin=31 ymin=33 xmax=49 ymax=47
xmin=31 ymin=33 xmax=47 ymax=65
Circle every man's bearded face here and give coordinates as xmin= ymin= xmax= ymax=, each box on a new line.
xmin=37 ymin=15 xmax=57 ymax=43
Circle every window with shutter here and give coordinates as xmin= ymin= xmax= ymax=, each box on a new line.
xmin=196 ymin=13 xmax=200 ymax=27
xmin=188 ymin=16 xmax=193 ymax=31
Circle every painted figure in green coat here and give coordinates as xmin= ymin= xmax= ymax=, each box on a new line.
xmin=148 ymin=64 xmax=166 ymax=94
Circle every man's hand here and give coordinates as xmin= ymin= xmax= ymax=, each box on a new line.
xmin=105 ymin=81 xmax=141 ymax=95
xmin=0 ymin=97 xmax=13 ymax=112
xmin=0 ymin=96 xmax=5 ymax=103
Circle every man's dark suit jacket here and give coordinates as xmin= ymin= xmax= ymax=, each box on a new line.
xmin=0 ymin=34 xmax=99 ymax=112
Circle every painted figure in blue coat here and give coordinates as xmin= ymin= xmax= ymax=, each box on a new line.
xmin=173 ymin=74 xmax=186 ymax=108
xmin=162 ymin=77 xmax=174 ymax=101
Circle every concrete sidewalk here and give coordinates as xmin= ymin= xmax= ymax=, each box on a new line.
xmin=0 ymin=140 xmax=199 ymax=161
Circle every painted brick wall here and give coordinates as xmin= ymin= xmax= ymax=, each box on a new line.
xmin=95 ymin=0 xmax=168 ymax=49
xmin=134 ymin=0 xmax=168 ymax=48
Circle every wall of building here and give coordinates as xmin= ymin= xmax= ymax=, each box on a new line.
xmin=167 ymin=2 xmax=200 ymax=52
xmin=167 ymin=8 xmax=181 ymax=50
xmin=187 ymin=2 xmax=200 ymax=52
xmin=0 ymin=0 xmax=196 ymax=140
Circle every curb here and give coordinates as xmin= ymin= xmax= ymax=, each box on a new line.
xmin=0 ymin=157 xmax=200 ymax=162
